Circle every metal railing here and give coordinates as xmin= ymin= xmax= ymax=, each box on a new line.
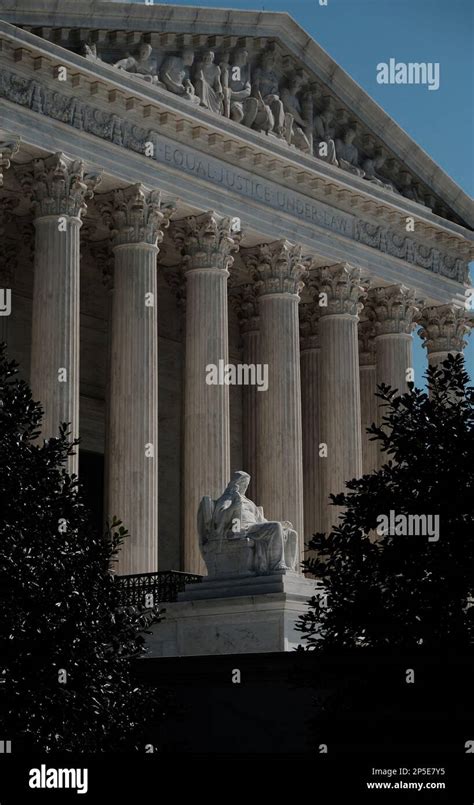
xmin=115 ymin=570 xmax=202 ymax=608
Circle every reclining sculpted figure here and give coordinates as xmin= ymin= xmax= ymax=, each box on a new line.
xmin=198 ymin=471 xmax=299 ymax=577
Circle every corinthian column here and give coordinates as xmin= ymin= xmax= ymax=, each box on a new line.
xmin=172 ymin=212 xmax=240 ymax=575
xmin=316 ymin=263 xmax=366 ymax=533
xmin=99 ymin=184 xmax=176 ymax=575
xmin=231 ymin=283 xmax=260 ymax=502
xmin=358 ymin=316 xmax=378 ymax=475
xmin=419 ymin=303 xmax=472 ymax=368
xmin=299 ymin=300 xmax=321 ymax=542
xmin=245 ymin=240 xmax=307 ymax=563
xmin=16 ymin=153 xmax=101 ymax=474
xmin=366 ymin=285 xmax=419 ymax=466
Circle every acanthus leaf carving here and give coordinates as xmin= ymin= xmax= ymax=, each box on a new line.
xmin=171 ymin=211 xmax=241 ymax=272
xmin=419 ymin=304 xmax=472 ymax=355
xmin=98 ymin=183 xmax=176 ymax=247
xmin=15 ymin=152 xmax=102 ymax=218
xmin=314 ymin=263 xmax=367 ymax=317
xmin=243 ymin=240 xmax=308 ymax=297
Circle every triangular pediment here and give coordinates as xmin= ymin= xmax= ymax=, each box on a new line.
xmin=1 ymin=0 xmax=472 ymax=231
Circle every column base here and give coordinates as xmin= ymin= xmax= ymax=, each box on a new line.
xmin=146 ymin=572 xmax=320 ymax=657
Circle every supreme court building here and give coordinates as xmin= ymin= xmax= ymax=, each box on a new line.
xmin=0 ymin=1 xmax=472 ymax=579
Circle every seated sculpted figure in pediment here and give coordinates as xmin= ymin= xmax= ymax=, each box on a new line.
xmin=193 ymin=50 xmax=224 ymax=114
xmin=335 ymin=126 xmax=365 ymax=177
xmin=159 ymin=49 xmax=200 ymax=104
xmin=113 ymin=43 xmax=161 ymax=86
xmin=198 ymin=471 xmax=299 ymax=578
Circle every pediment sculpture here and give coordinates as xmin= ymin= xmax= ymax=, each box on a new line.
xmin=80 ymin=37 xmax=429 ymax=205
xmin=197 ymin=471 xmax=299 ymax=578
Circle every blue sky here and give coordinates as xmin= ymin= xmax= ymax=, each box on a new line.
xmin=131 ymin=0 xmax=474 ymax=384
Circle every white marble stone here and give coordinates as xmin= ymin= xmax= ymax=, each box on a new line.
xmin=146 ymin=572 xmax=319 ymax=657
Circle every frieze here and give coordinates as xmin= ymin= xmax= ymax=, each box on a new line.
xmin=0 ymin=69 xmax=468 ymax=283
xmin=355 ymin=219 xmax=468 ymax=284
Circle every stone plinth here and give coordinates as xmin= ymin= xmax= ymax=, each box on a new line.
xmin=146 ymin=572 xmax=319 ymax=657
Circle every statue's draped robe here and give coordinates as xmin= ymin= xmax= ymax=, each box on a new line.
xmin=212 ymin=492 xmax=297 ymax=572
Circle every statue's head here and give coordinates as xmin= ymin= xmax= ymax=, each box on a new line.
xmin=344 ymin=127 xmax=357 ymax=143
xmin=138 ymin=43 xmax=152 ymax=60
xmin=373 ymin=149 xmax=385 ymax=170
xmin=182 ymin=49 xmax=194 ymax=66
xmin=230 ymin=471 xmax=251 ymax=494
xmin=234 ymin=48 xmax=248 ymax=67
xmin=261 ymin=50 xmax=275 ymax=69
xmin=203 ymin=50 xmax=215 ymax=64
xmin=401 ymin=171 xmax=412 ymax=187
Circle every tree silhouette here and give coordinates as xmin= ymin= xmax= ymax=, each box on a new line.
xmin=298 ymin=353 xmax=474 ymax=650
xmin=0 ymin=345 xmax=163 ymax=752
xmin=296 ymin=354 xmax=474 ymax=752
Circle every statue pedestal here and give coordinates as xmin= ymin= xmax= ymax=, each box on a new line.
xmin=146 ymin=571 xmax=321 ymax=657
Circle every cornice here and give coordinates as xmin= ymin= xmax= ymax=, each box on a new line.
xmin=0 ymin=21 xmax=472 ymax=247
xmin=1 ymin=2 xmax=472 ymax=228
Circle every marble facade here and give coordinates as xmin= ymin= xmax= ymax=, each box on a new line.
xmin=0 ymin=1 xmax=472 ymax=577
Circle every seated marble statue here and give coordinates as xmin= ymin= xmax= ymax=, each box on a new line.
xmin=220 ymin=49 xmax=258 ymax=127
xmin=362 ymin=151 xmax=395 ymax=191
xmin=159 ymin=49 xmax=200 ymax=103
xmin=82 ymin=41 xmax=101 ymax=62
xmin=399 ymin=171 xmax=425 ymax=205
xmin=313 ymin=107 xmax=338 ymax=165
xmin=335 ymin=126 xmax=365 ymax=177
xmin=194 ymin=50 xmax=224 ymax=114
xmin=114 ymin=43 xmax=160 ymax=85
xmin=253 ymin=49 xmax=286 ymax=137
xmin=198 ymin=471 xmax=299 ymax=577
xmin=281 ymin=74 xmax=312 ymax=153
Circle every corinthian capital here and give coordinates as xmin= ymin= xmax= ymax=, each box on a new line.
xmin=15 ymin=152 xmax=102 ymax=219
xmin=242 ymin=240 xmax=308 ymax=297
xmin=0 ymin=135 xmax=20 ymax=186
xmin=170 ymin=211 xmax=241 ymax=272
xmin=419 ymin=303 xmax=472 ymax=354
xmin=367 ymin=284 xmax=420 ymax=335
xmin=230 ymin=283 xmax=260 ymax=333
xmin=98 ymin=183 xmax=176 ymax=247
xmin=299 ymin=302 xmax=320 ymax=349
xmin=313 ymin=263 xmax=366 ymax=317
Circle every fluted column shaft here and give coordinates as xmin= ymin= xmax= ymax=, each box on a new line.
xmin=259 ymin=293 xmax=304 ymax=554
xmin=301 ymin=339 xmax=321 ymax=539
xmin=241 ymin=326 xmax=260 ymax=501
xmin=109 ymin=243 xmax=159 ymax=574
xmin=247 ymin=240 xmax=307 ymax=564
xmin=16 ymin=153 xmax=101 ymax=475
xmin=359 ymin=361 xmax=378 ymax=475
xmin=173 ymin=212 xmax=239 ymax=574
xmin=185 ymin=267 xmax=230 ymax=573
xmin=31 ymin=215 xmax=81 ymax=471
xmin=375 ymin=334 xmax=413 ymax=398
xmin=317 ymin=264 xmax=366 ymax=533
xmin=100 ymin=184 xmax=175 ymax=575
xmin=367 ymin=285 xmax=419 ymax=466
xmin=359 ymin=305 xmax=378 ymax=475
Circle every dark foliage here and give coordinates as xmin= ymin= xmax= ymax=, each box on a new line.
xmin=0 ymin=345 xmax=164 ymax=752
xmin=298 ymin=353 xmax=474 ymax=651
